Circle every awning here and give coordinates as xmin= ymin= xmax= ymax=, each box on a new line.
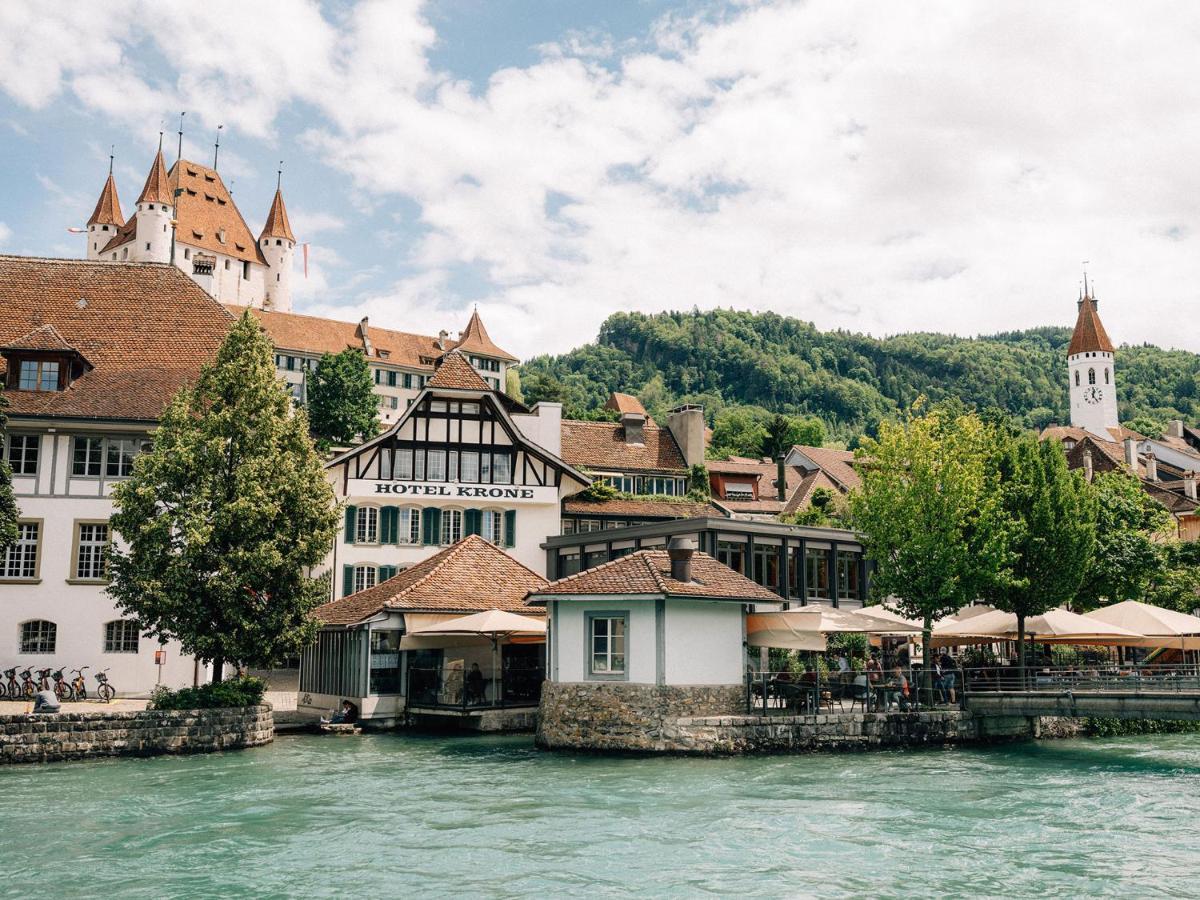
xmin=746 ymin=607 xmax=923 ymax=651
xmin=403 ymin=612 xmax=469 ymax=631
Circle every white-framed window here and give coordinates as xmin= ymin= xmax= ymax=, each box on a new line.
xmin=398 ymin=507 xmax=421 ymax=544
xmin=481 ymin=509 xmax=504 ymax=545
xmin=448 ymin=451 xmax=459 ymax=482
xmin=6 ymin=434 xmax=38 ymax=476
xmin=414 ymin=450 xmax=426 ymax=481
xmin=18 ymin=359 xmax=60 ymax=392
xmin=492 ymin=454 xmax=512 ymax=484
xmin=105 ymin=438 xmax=138 ymax=477
xmin=72 ymin=436 xmax=103 ymax=476
xmin=427 ymin=449 xmax=447 ymax=481
xmin=356 ymin=506 xmax=379 ymax=544
xmin=395 ymin=448 xmax=413 ymax=480
xmin=1 ymin=522 xmax=39 ymax=579
xmin=104 ymin=620 xmax=140 ymax=653
xmin=20 ymin=620 xmax=56 ymax=654
xmin=354 ymin=565 xmax=378 ymax=593
xmin=441 ymin=508 xmax=463 ymax=545
xmin=378 ymin=449 xmax=393 ymax=480
xmin=589 ymin=615 xmax=626 ymax=676
xmin=75 ymin=522 xmax=110 ymax=580
xmin=460 ymin=451 xmax=480 ymax=483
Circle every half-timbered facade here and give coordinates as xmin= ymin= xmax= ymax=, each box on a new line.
xmin=326 ymin=351 xmax=591 ymax=591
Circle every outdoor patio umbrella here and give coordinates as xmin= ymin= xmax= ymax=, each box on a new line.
xmin=1084 ymin=601 xmax=1200 ymax=653
xmin=932 ymin=607 xmax=1143 ymax=646
xmin=746 ymin=607 xmax=923 ymax=650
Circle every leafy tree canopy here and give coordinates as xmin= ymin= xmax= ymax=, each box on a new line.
xmin=306 ymin=349 xmax=378 ymax=447
xmin=0 ymin=386 xmax=18 ymax=552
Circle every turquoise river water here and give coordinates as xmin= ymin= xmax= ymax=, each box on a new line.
xmin=2 ymin=732 xmax=1199 ymax=898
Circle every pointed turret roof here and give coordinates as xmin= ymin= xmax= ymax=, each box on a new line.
xmin=87 ymin=174 xmax=124 ymax=227
xmin=1068 ymin=292 xmax=1115 ymax=356
xmin=259 ymin=188 xmax=295 ymax=243
xmin=137 ymin=148 xmax=173 ymax=205
xmin=427 ymin=349 xmax=494 ymax=391
xmin=452 ymin=308 xmax=518 ymax=362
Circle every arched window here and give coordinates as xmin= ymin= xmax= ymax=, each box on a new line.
xmin=1088 ymin=368 xmax=1096 ymax=385
xmin=398 ymin=507 xmax=421 ymax=545
xmin=1105 ymin=368 xmax=1110 ymax=385
xmin=104 ymin=620 xmax=140 ymax=653
xmin=1074 ymin=371 xmax=1080 ymax=387
xmin=481 ymin=509 xmax=504 ymax=545
xmin=441 ymin=508 xmax=463 ymax=545
xmin=353 ymin=565 xmax=378 ymax=594
xmin=20 ymin=620 xmax=56 ymax=654
xmin=355 ymin=506 xmax=379 ymax=544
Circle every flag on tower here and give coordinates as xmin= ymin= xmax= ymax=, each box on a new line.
xmin=303 ymin=243 xmax=310 ymax=278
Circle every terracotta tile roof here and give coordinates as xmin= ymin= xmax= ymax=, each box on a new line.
xmin=528 ymin=549 xmax=782 ymax=603
xmin=1068 ymin=295 xmax=1115 ymax=355
xmin=136 ymin=148 xmax=172 ymax=205
xmin=427 ymin=350 xmax=492 ymax=391
xmin=314 ymin=535 xmax=548 ymax=625
xmin=259 ymin=189 xmax=295 ymax=243
xmin=237 ymin=306 xmax=447 ymax=369
xmin=452 ymin=308 xmax=518 ymax=362
xmin=783 ymin=470 xmax=843 ymax=516
xmin=87 ymin=174 xmax=124 ymax=227
xmin=605 ymin=392 xmax=653 ymax=423
xmin=97 ymin=215 xmax=138 ymax=256
xmin=560 ymin=419 xmax=686 ymax=473
xmin=789 ymin=445 xmax=862 ymax=490
xmin=562 ymin=497 xmax=723 ymax=519
xmin=0 ymin=256 xmax=234 ymax=421
xmin=1041 ymin=425 xmax=1091 ymax=444
xmin=3 ymin=323 xmax=79 ymax=354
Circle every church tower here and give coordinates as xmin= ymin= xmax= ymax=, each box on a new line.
xmin=131 ymin=142 xmax=174 ymax=264
xmin=1067 ymin=280 xmax=1119 ymax=440
xmin=258 ymin=181 xmax=295 ymax=313
xmin=85 ymin=158 xmax=124 ymax=261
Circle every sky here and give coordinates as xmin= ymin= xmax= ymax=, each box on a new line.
xmin=1 ymin=0 xmax=1199 ymax=360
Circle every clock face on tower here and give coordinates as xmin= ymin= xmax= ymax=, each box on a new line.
xmin=1083 ymin=386 xmax=1103 ymax=404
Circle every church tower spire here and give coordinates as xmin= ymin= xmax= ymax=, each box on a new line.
xmin=1067 ymin=276 xmax=1119 ymax=440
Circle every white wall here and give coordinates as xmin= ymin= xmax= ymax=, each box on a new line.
xmin=552 ymin=597 xmax=657 ymax=684
xmin=664 ymin=599 xmax=744 ymax=685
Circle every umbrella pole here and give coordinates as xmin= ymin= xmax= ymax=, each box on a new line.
xmin=492 ymin=637 xmax=499 ymax=708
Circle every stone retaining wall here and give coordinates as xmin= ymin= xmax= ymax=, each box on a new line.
xmin=0 ymin=705 xmax=273 ymax=765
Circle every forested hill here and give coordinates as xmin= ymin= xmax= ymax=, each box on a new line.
xmin=517 ymin=309 xmax=1200 ymax=446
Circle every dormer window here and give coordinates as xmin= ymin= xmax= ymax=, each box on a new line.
xmin=18 ymin=360 xmax=59 ymax=392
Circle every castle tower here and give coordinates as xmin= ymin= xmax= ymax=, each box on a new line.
xmin=1067 ymin=281 xmax=1119 ymax=440
xmin=258 ymin=184 xmax=295 ymax=312
xmin=85 ymin=160 xmax=124 ymax=261
xmin=131 ymin=143 xmax=174 ymax=264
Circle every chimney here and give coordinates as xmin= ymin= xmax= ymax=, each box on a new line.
xmin=1124 ymin=437 xmax=1137 ymax=469
xmin=359 ymin=317 xmax=373 ymax=356
xmin=667 ymin=536 xmax=696 ymax=583
xmin=437 ymin=329 xmax=448 ymax=351
xmin=1169 ymin=419 xmax=1185 ymax=439
xmin=776 ymin=455 xmax=787 ymax=501
xmin=1185 ymin=472 xmax=1198 ymax=502
xmin=666 ymin=404 xmax=705 ymax=467
xmin=621 ymin=411 xmax=645 ymax=446
xmin=1145 ymin=452 xmax=1158 ymax=482
xmin=1082 ymin=448 xmax=1094 ymax=482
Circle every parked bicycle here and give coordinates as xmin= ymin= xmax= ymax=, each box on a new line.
xmin=0 ymin=667 xmax=19 ymax=700
xmin=17 ymin=668 xmax=37 ymax=699
xmin=51 ymin=668 xmax=72 ymax=701
xmin=94 ymin=669 xmax=115 ymax=703
xmin=71 ymin=667 xmax=89 ymax=701
xmin=35 ymin=668 xmax=53 ymax=692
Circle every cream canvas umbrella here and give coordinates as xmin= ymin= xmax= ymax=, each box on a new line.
xmin=933 ymin=607 xmax=1142 ymax=646
xmin=1084 ymin=601 xmax=1200 ymax=652
xmin=746 ymin=607 xmax=923 ymax=650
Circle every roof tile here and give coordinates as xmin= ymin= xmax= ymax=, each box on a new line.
xmin=560 ymin=419 xmax=686 ymax=473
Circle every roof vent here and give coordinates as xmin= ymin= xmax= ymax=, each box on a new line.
xmin=76 ymin=297 xmax=88 ymax=309
xmin=667 ymin=536 xmax=696 ymax=583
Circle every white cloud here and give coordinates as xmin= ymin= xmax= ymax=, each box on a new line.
xmin=5 ymin=1 xmax=1200 ymax=358
xmin=289 ymin=209 xmax=346 ymax=237
xmin=0 ymin=222 xmax=11 ymax=247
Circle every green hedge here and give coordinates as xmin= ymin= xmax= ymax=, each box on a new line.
xmin=149 ymin=676 xmax=267 ymax=710
xmin=1085 ymin=717 xmax=1200 ymax=737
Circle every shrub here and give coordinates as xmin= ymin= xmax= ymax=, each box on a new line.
xmin=149 ymin=675 xmax=267 ymax=710
xmin=1085 ymin=717 xmax=1200 ymax=737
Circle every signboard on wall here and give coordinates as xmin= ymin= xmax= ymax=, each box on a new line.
xmin=346 ymin=479 xmax=559 ymax=504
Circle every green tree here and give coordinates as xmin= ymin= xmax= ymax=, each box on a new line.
xmin=1123 ymin=416 xmax=1165 ymax=439
xmin=108 ymin=313 xmax=339 ymax=682
xmin=505 ymin=367 xmax=525 ymax=403
xmin=985 ymin=435 xmax=1097 ymax=679
xmin=1145 ymin=541 xmax=1200 ymax=613
xmin=0 ymin=386 xmax=18 ymax=552
xmin=788 ymin=486 xmax=846 ymax=527
xmin=521 ymin=370 xmax=572 ymax=407
xmin=1074 ymin=471 xmax=1173 ymax=609
xmin=761 ymin=413 xmax=826 ymax=459
xmin=709 ymin=407 xmax=769 ymax=459
xmin=637 ymin=373 xmax=673 ymax=424
xmin=306 ymin=349 xmax=378 ymax=447
xmin=850 ymin=405 xmax=1012 ymax=690
xmin=686 ymin=463 xmax=712 ymax=500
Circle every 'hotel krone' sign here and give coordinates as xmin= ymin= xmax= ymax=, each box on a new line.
xmin=346 ymin=479 xmax=559 ymax=504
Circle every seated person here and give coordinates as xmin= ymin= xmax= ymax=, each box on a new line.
xmin=33 ymin=689 xmax=61 ymax=714
xmin=465 ymin=663 xmax=486 ymax=703
xmin=323 ymin=700 xmax=358 ymax=725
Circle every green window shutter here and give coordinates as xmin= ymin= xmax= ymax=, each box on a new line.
xmin=465 ymin=508 xmax=481 ymax=537
xmin=381 ymin=506 xmax=398 ymax=544
xmin=344 ymin=505 xmax=357 ymax=544
xmin=342 ymin=565 xmax=355 ymax=597
xmin=504 ymin=510 xmax=516 ymax=548
xmin=423 ymin=508 xmax=442 ymax=546
xmin=379 ymin=565 xmax=397 ymax=581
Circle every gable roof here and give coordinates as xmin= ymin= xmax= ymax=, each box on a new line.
xmin=527 ymin=549 xmax=782 ymax=603
xmin=259 ymin=189 xmax=295 ymax=243
xmin=427 ymin=349 xmax=492 ymax=391
xmin=453 ymin=308 xmax=518 ymax=362
xmin=313 ymin=535 xmax=548 ymax=625
xmin=87 ymin=174 xmax=124 ymax=227
xmin=560 ymin=419 xmax=686 ymax=473
xmin=605 ymin=392 xmax=652 ymax=422
xmin=3 ymin=323 xmax=80 ymax=354
xmin=1068 ymin=295 xmax=1115 ymax=356
xmin=788 ymin=445 xmax=862 ymax=490
xmin=0 ymin=256 xmax=234 ymax=421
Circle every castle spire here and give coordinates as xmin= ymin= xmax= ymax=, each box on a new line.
xmin=259 ymin=184 xmax=295 ymax=243
xmin=136 ymin=144 xmax=172 ymax=205
xmin=87 ymin=168 xmax=124 ymax=227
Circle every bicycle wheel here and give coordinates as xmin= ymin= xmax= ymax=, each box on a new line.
xmin=98 ymin=684 xmax=115 ymax=702
xmin=22 ymin=683 xmax=35 ymax=699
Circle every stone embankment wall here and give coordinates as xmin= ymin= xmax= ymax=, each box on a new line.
xmin=0 ymin=705 xmax=273 ymax=765
xmin=537 ymin=682 xmax=1048 ymax=754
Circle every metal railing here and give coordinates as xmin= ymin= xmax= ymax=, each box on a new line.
xmin=406 ymin=663 xmax=544 ymax=712
xmin=745 ymin=668 xmax=964 ymax=716
xmin=960 ymin=663 xmax=1200 ymax=695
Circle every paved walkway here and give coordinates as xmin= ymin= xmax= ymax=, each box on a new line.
xmin=0 ymin=698 xmax=148 ymax=715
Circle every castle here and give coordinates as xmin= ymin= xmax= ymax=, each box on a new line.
xmin=85 ymin=140 xmax=295 ymax=311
